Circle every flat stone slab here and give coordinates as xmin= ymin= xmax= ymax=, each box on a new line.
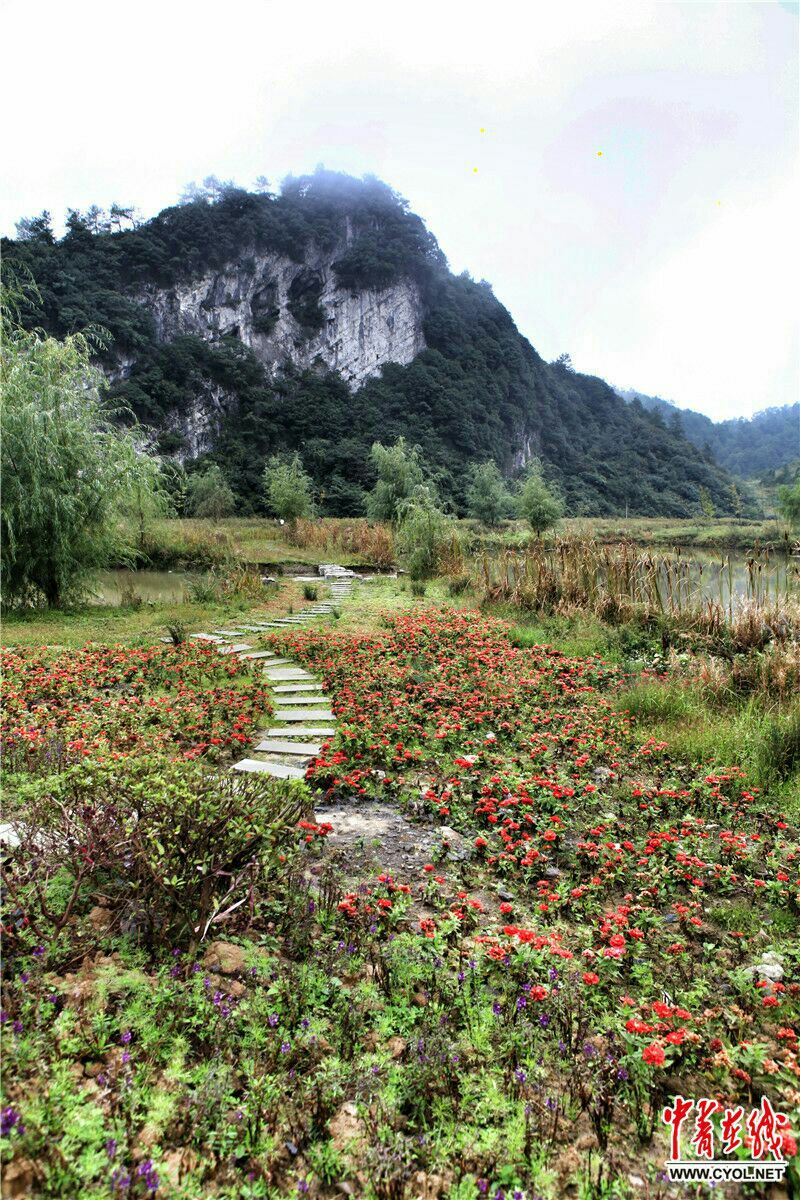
xmin=263 ymin=727 xmax=335 ymax=737
xmin=239 ymin=651 xmax=279 ymax=660
xmin=217 ymin=643 xmax=253 ymax=654
xmin=212 ymin=628 xmax=251 ymax=636
xmin=191 ymin=633 xmax=226 ymax=643
xmin=255 ymin=657 xmax=291 ymax=666
xmin=272 ymin=683 xmax=326 ymax=694
xmin=236 ymin=624 xmax=276 ymax=632
xmin=263 ymin=669 xmax=315 ymax=681
xmin=271 ymin=694 xmax=327 ymax=705
xmin=274 ymin=709 xmax=334 ymax=722
xmin=254 ymin=740 xmax=321 ymax=756
xmin=233 ymin=759 xmax=306 ymax=779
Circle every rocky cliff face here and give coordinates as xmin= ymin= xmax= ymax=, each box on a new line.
xmin=137 ymin=244 xmax=426 ymax=391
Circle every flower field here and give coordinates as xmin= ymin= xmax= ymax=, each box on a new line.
xmin=0 ymin=643 xmax=272 ymax=773
xmin=1 ymin=607 xmax=798 ymax=1198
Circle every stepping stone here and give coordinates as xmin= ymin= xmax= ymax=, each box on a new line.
xmin=239 ymin=650 xmax=279 ymax=660
xmin=272 ymin=683 xmax=326 ymax=694
xmin=191 ymin=633 xmax=226 ymax=642
xmin=159 ymin=637 xmax=174 ymax=643
xmin=272 ymin=694 xmax=327 ymax=705
xmin=263 ymin=669 xmax=314 ymax=681
xmin=258 ymin=657 xmax=292 ymax=666
xmin=217 ymin=643 xmax=253 ymax=654
xmin=274 ymin=709 xmax=334 ymax=722
xmin=233 ymin=759 xmax=306 ymax=779
xmin=236 ymin=624 xmax=276 ymax=632
xmin=254 ymin=739 xmax=321 ymax=756
xmin=212 ymin=628 xmax=251 ymax=636
xmin=263 ymin=727 xmax=335 ymax=738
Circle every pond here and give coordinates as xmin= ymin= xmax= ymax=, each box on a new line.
xmin=90 ymin=570 xmax=191 ymax=606
xmin=656 ymin=548 xmax=798 ymax=605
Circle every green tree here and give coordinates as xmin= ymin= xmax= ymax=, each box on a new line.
xmin=516 ymin=461 xmax=564 ymax=538
xmin=698 ymin=486 xmax=716 ymax=520
xmin=776 ymin=480 xmax=800 ymax=529
xmin=262 ymin=452 xmax=314 ymax=525
xmin=185 ymin=464 xmax=237 ymax=519
xmin=366 ymin=437 xmax=427 ymax=524
xmin=465 ymin=460 xmax=512 ymax=527
xmin=0 ymin=286 xmax=164 ymax=607
xmin=396 ymin=486 xmax=454 ymax=580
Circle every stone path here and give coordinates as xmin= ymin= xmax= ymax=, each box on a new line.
xmin=185 ymin=565 xmax=358 ymax=781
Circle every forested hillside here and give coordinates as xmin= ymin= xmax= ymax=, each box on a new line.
xmin=616 ymin=388 xmax=799 ymax=478
xmin=3 ymin=171 xmax=749 ymax=517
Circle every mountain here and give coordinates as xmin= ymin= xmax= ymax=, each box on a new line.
xmin=615 ymin=388 xmax=799 ymax=478
xmin=3 ymin=170 xmax=750 ymax=517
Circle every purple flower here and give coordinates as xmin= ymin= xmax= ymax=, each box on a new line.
xmin=20 ymin=972 xmax=29 ymax=984
xmin=297 ymin=1183 xmax=309 ymax=1195
xmin=0 ymin=1010 xmax=8 ymax=1024
xmin=268 ymin=1013 xmax=279 ymax=1027
xmin=492 ymin=1001 xmax=502 ymax=1016
xmin=106 ymin=1138 xmax=117 ymax=1160
xmin=137 ymin=1159 xmax=159 ymax=1194
xmin=546 ymin=1097 xmax=556 ymax=1112
xmin=477 ymin=1182 xmax=489 ymax=1195
xmin=1 ymin=1107 xmax=24 ymax=1136
xmin=301 ymin=1018 xmax=310 ymax=1029
xmin=538 ymin=1013 xmax=550 ymax=1029
xmin=583 ymin=1043 xmax=596 ymax=1058
xmin=616 ymin=1067 xmax=629 ymax=1081
xmin=32 ymin=946 xmax=44 ymax=958
xmin=548 ymin=967 xmax=558 ymax=981
xmin=121 ymin=1030 xmax=132 ymax=1044
xmin=516 ymin=995 xmax=526 ymax=1010
xmin=280 ymin=1041 xmax=291 ymax=1054
xmin=515 ymin=1068 xmax=527 ymax=1083
xmin=169 ymin=965 xmax=181 ymax=979
xmin=122 ymin=1051 xmax=131 ymax=1065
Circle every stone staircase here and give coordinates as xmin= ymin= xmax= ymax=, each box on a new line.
xmin=185 ymin=566 xmax=357 ymax=781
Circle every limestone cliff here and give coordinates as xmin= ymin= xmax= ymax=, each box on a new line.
xmin=137 ymin=245 xmax=426 ymax=391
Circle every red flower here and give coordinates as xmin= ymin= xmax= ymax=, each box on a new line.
xmin=642 ymin=1043 xmax=666 ymax=1067
xmin=582 ymin=972 xmax=600 ymax=985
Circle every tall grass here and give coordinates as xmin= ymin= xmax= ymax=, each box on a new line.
xmin=289 ymin=518 xmax=395 ymax=567
xmin=478 ymin=539 xmax=799 ymax=653
xmin=615 ymin=676 xmax=800 ymax=802
xmin=132 ymin=522 xmax=235 ymax=569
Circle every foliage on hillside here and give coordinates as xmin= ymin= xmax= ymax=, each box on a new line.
xmin=617 ymin=389 xmax=799 ymax=478
xmin=4 ymin=172 xmax=747 ymax=519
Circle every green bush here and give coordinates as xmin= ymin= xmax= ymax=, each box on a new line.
xmin=3 ymin=757 xmax=311 ymax=951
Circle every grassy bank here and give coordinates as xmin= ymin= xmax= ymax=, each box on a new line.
xmin=125 ymin=515 xmax=797 ymax=575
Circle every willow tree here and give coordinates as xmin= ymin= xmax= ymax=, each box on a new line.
xmin=366 ymin=437 xmax=426 ymax=525
xmin=1 ymin=288 xmax=164 ymax=607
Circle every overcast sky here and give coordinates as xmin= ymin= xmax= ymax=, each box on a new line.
xmin=3 ymin=0 xmax=798 ymax=421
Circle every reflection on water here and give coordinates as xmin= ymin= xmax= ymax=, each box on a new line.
xmin=91 ymin=570 xmax=190 ymax=606
xmin=658 ymin=550 xmax=798 ymax=605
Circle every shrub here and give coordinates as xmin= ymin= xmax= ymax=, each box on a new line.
xmin=2 ymin=757 xmax=312 ymax=952
xmin=395 ymin=489 xmax=455 ymax=580
xmin=303 ymin=584 xmax=319 ymax=601
xmin=447 ymin=573 xmax=471 ymax=597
